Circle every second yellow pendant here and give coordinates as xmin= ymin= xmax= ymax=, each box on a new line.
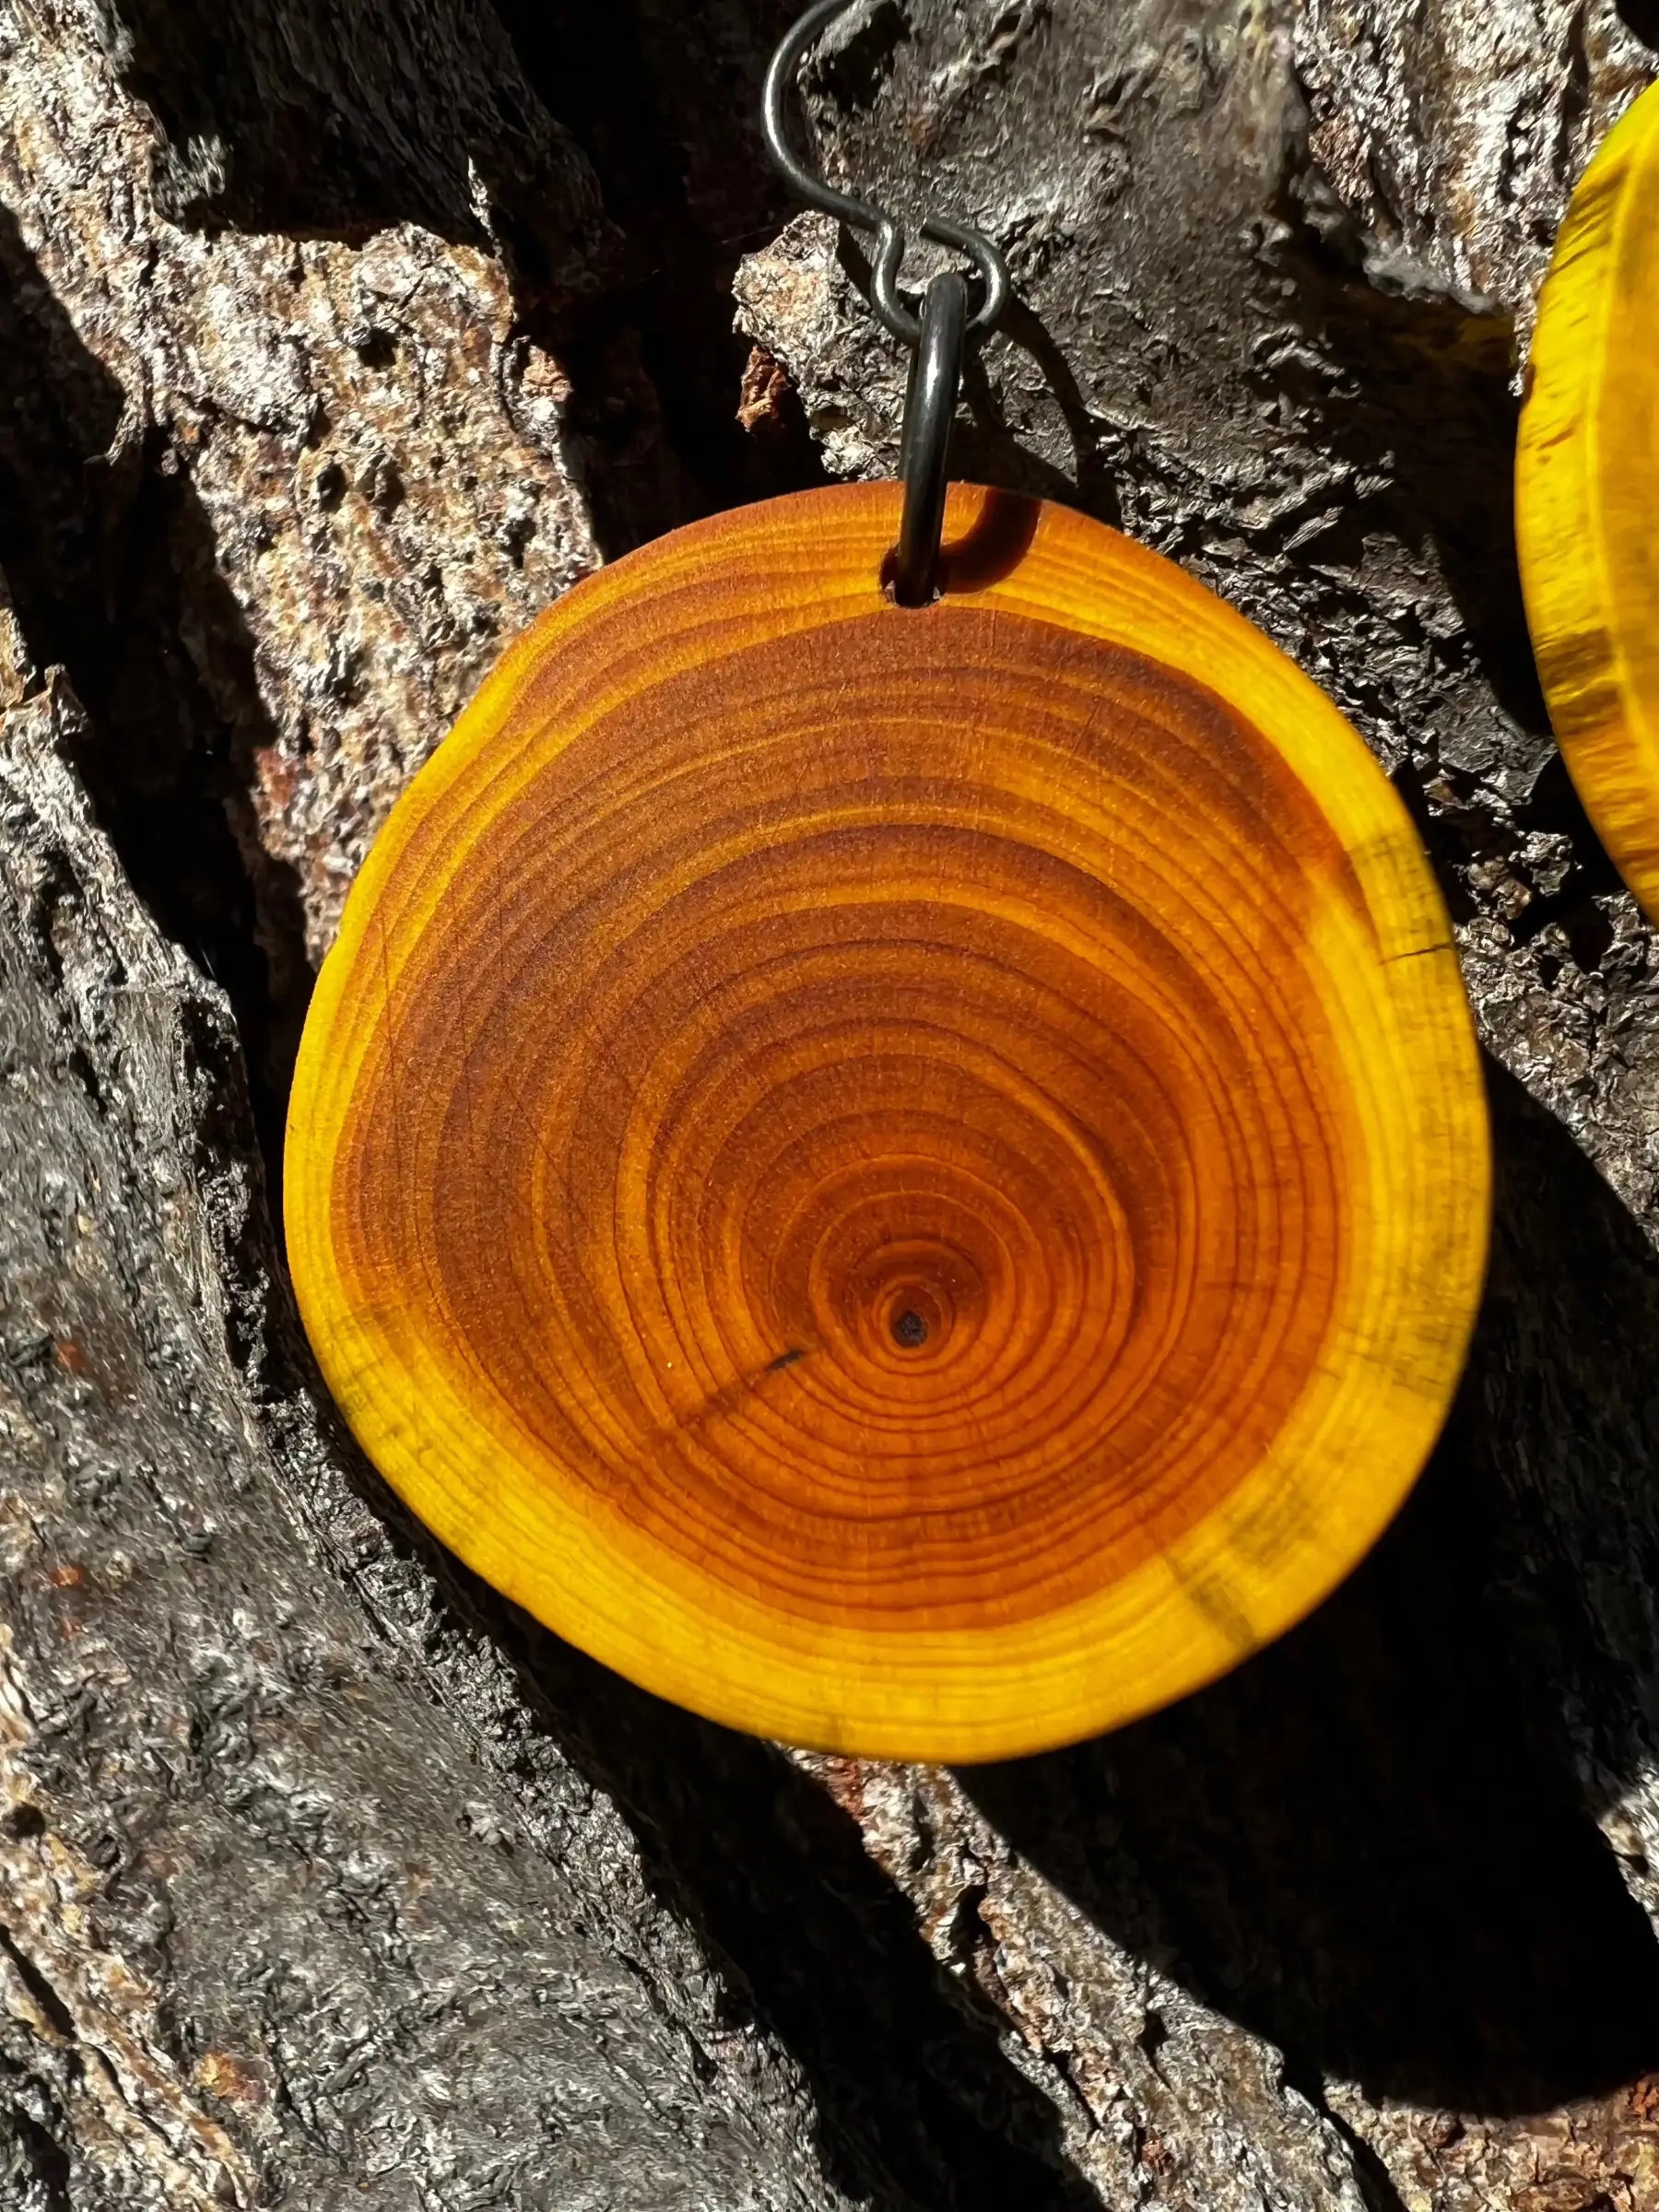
xmin=1518 ymin=78 xmax=1659 ymax=919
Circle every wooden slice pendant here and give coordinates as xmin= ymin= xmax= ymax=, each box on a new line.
xmin=1518 ymin=80 xmax=1659 ymax=920
xmin=285 ymin=482 xmax=1489 ymax=1760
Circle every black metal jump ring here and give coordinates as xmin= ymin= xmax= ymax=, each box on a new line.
xmin=760 ymin=0 xmax=1010 ymax=345
xmin=892 ymin=271 xmax=966 ymax=606
xmin=761 ymin=0 xmax=1010 ymax=601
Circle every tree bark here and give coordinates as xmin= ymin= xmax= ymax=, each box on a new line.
xmin=1 ymin=1 xmax=1657 ymax=2207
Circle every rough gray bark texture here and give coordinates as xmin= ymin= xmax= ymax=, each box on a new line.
xmin=0 ymin=679 xmax=844 ymax=2209
xmin=3 ymin=0 xmax=1659 ymax=2207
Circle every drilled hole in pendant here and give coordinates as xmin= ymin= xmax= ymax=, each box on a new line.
xmin=891 ymin=1308 xmax=929 ymax=1349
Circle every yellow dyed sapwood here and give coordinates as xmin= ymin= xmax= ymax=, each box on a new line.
xmin=1518 ymin=80 xmax=1659 ymax=920
xmin=285 ymin=482 xmax=1489 ymax=1760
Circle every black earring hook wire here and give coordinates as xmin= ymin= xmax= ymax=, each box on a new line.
xmin=760 ymin=0 xmax=1009 ymax=343
xmin=760 ymin=0 xmax=1011 ymax=601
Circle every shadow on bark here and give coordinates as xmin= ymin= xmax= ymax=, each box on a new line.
xmin=0 ymin=202 xmax=309 ymax=1163
xmin=830 ymin=222 xmax=1133 ymax=525
xmin=92 ymin=0 xmax=614 ymax=288
xmin=962 ymin=1059 xmax=1659 ymax=2116
xmin=1263 ymin=251 xmax=1630 ymax=968
xmin=490 ymin=0 xmax=830 ymax=559
xmin=500 ymin=1622 xmax=1102 ymax=2212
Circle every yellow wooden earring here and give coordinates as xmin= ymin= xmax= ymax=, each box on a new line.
xmin=1518 ymin=79 xmax=1659 ymax=919
xmin=283 ymin=3 xmax=1489 ymax=1760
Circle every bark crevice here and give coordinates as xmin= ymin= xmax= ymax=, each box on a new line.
xmin=0 ymin=197 xmax=310 ymax=1170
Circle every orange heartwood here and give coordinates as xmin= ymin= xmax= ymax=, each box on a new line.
xmin=285 ymin=483 xmax=1489 ymax=1760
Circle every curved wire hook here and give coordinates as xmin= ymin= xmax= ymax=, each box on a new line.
xmin=761 ymin=0 xmax=1009 ymax=346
